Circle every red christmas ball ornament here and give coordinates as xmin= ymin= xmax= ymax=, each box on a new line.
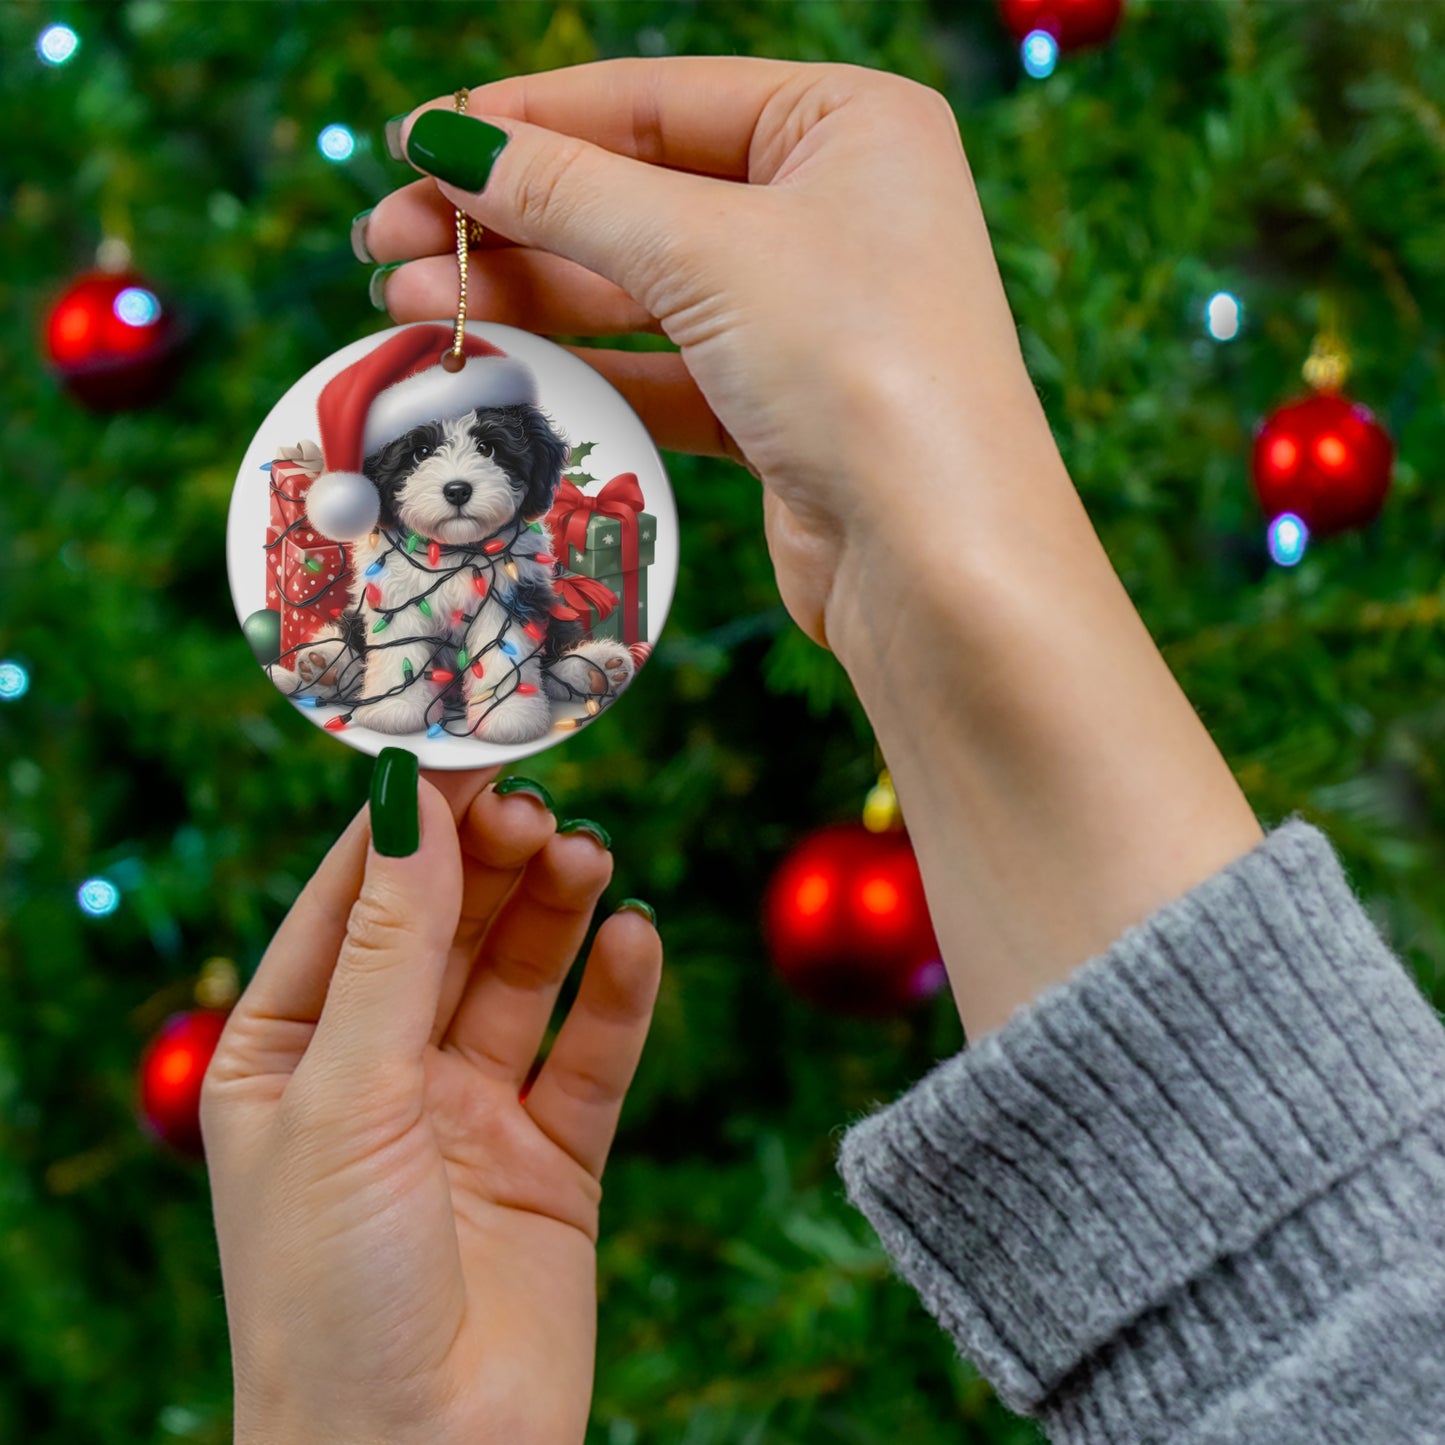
xmin=44 ymin=268 xmax=182 ymax=410
xmin=1251 ymin=392 xmax=1394 ymax=537
xmin=763 ymin=822 xmax=946 ymax=1017
xmin=137 ymin=1008 xmax=230 ymax=1158
xmin=998 ymin=0 xmax=1124 ymax=50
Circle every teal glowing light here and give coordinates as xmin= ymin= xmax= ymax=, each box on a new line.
xmin=1205 ymin=291 xmax=1242 ymax=342
xmin=78 ymin=878 xmax=120 ymax=917
xmin=318 ymin=124 xmax=356 ymax=162
xmin=114 ymin=287 xmax=161 ymax=327
xmin=1268 ymin=512 xmax=1309 ymax=567
xmin=38 ymin=24 xmax=79 ymax=65
xmin=0 ymin=660 xmax=29 ymax=700
xmin=1022 ymin=30 xmax=1058 ymax=79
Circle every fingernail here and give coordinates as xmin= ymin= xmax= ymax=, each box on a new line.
xmin=559 ymin=818 xmax=611 ymax=851
xmin=493 ymin=775 xmax=555 ymax=812
xmin=405 ymin=110 xmax=510 ymax=192
xmin=384 ymin=113 xmax=409 ymax=162
xmin=370 ymin=747 xmax=420 ymax=857
xmin=350 ymin=208 xmax=375 ymax=264
xmin=616 ymin=898 xmax=656 ymax=926
xmin=369 ymin=261 xmax=404 ymax=311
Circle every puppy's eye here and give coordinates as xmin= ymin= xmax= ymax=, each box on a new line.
xmin=412 ymin=445 xmax=432 ymax=463
xmin=476 ymin=438 xmax=494 ymax=458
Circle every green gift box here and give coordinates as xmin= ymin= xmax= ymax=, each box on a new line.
xmin=558 ymin=510 xmax=657 ymax=579
xmin=545 ymin=477 xmax=656 ymax=644
xmin=579 ymin=568 xmax=648 ymax=645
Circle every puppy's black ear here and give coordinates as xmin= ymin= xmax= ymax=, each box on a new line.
xmin=362 ymin=436 xmax=408 ymax=529
xmin=519 ymin=407 xmax=571 ymax=519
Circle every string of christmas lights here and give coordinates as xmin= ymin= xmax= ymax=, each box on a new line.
xmin=274 ymin=515 xmax=610 ymax=739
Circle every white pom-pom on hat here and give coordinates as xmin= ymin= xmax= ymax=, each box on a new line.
xmin=304 ymin=470 xmax=380 ymax=543
xmin=305 ymin=324 xmax=539 ymax=542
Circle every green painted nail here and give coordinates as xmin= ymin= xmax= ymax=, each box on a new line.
xmin=405 ymin=110 xmax=510 ymax=192
xmin=350 ymin=208 xmax=375 ymax=264
xmin=369 ymin=261 xmax=404 ymax=311
xmin=559 ymin=818 xmax=611 ymax=850
xmin=494 ymin=775 xmax=555 ymax=812
xmin=370 ymin=747 xmax=419 ymax=857
xmin=617 ymin=898 xmax=656 ymax=926
xmin=384 ymin=113 xmax=409 ymax=162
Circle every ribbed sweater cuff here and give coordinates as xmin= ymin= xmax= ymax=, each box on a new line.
xmin=835 ymin=817 xmax=1445 ymax=1433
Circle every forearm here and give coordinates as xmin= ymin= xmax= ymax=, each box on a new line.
xmin=826 ymin=383 xmax=1262 ymax=1040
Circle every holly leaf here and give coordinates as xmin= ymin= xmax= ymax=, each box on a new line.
xmin=568 ymin=440 xmax=597 ymax=468
xmin=563 ymin=470 xmax=596 ymax=487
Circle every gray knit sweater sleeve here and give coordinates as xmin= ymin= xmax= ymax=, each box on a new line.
xmin=835 ymin=818 xmax=1445 ymax=1443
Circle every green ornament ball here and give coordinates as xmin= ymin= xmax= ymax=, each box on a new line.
xmin=242 ymin=608 xmax=281 ymax=666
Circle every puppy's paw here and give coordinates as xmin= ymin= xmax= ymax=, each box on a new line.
xmin=543 ymin=641 xmax=635 ymax=706
xmin=468 ymin=687 xmax=552 ymax=744
xmin=352 ymin=690 xmax=435 ymax=735
xmin=297 ymin=647 xmax=345 ymax=695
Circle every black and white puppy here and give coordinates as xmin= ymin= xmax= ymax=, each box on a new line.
xmin=282 ymin=405 xmax=633 ymax=744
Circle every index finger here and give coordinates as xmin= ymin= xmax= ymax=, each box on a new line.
xmin=403 ymin=54 xmax=813 ymax=182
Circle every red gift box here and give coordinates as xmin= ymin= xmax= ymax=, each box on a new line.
xmin=264 ymin=442 xmax=353 ymax=667
xmin=272 ymin=534 xmax=351 ymax=664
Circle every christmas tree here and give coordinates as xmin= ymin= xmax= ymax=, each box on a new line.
xmin=2 ymin=3 xmax=1443 ymax=1442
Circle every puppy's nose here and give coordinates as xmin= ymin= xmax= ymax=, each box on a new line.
xmin=443 ymin=481 xmax=473 ymax=506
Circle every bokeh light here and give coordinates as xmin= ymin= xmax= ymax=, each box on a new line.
xmin=114 ymin=287 xmax=162 ymax=328
xmin=37 ymin=24 xmax=79 ymax=66
xmin=1021 ymin=30 xmax=1059 ymax=79
xmin=317 ymin=124 xmax=356 ymax=162
xmin=77 ymin=878 xmax=121 ymax=917
xmin=1267 ymin=512 xmax=1309 ymax=567
xmin=0 ymin=660 xmax=29 ymax=701
xmin=1205 ymin=291 xmax=1242 ymax=341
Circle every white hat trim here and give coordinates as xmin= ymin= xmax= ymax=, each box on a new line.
xmin=362 ymin=355 xmax=537 ymax=457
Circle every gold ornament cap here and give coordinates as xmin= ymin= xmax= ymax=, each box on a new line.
xmin=863 ymin=768 xmax=902 ymax=833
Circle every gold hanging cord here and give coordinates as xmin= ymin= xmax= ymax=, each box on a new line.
xmin=441 ymin=87 xmax=484 ymax=372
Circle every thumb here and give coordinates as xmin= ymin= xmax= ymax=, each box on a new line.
xmin=397 ymin=106 xmax=747 ymax=314
xmin=303 ymin=749 xmax=462 ymax=1087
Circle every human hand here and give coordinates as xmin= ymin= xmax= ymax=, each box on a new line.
xmin=201 ymin=756 xmax=662 ymax=1445
xmin=362 ymin=59 xmax=1261 ymax=1046
xmin=361 ymin=56 xmax=1058 ymax=652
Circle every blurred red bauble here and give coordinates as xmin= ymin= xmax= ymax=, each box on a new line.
xmin=137 ymin=1009 xmax=230 ymax=1158
xmin=44 ymin=269 xmax=182 ymax=410
xmin=998 ymin=0 xmax=1124 ymax=49
xmin=1251 ymin=392 xmax=1394 ymax=537
xmin=763 ymin=822 xmax=946 ymax=1017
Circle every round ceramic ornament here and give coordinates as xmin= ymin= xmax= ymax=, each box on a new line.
xmin=227 ymin=318 xmax=676 ymax=768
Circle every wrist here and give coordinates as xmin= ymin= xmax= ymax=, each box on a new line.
xmin=823 ymin=420 xmax=1262 ymax=1039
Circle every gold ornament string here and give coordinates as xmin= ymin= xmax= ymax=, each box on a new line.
xmin=441 ymin=86 xmax=483 ymax=373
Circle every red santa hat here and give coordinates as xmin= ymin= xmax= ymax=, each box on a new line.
xmin=305 ymin=324 xmax=538 ymax=542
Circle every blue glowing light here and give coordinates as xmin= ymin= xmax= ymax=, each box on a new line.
xmin=318 ymin=124 xmax=356 ymax=162
xmin=0 ymin=660 xmax=29 ymax=701
xmin=1205 ymin=291 xmax=1242 ymax=342
xmin=296 ymin=696 xmax=320 ymax=708
xmin=427 ymin=723 xmax=445 ymax=739
xmin=78 ymin=877 xmax=120 ymax=917
xmin=1021 ymin=29 xmax=1059 ymax=79
xmin=1267 ymin=512 xmax=1309 ymax=567
xmin=364 ymin=561 xmax=384 ymax=576
xmin=114 ymin=287 xmax=161 ymax=327
xmin=500 ymin=640 xmax=519 ymax=657
xmin=38 ymin=24 xmax=79 ymax=66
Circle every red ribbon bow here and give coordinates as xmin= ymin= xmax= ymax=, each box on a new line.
xmin=549 ymin=573 xmax=619 ymax=622
xmin=548 ymin=472 xmax=645 ymax=563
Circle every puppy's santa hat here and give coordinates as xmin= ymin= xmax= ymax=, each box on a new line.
xmin=305 ymin=324 xmax=538 ymax=542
